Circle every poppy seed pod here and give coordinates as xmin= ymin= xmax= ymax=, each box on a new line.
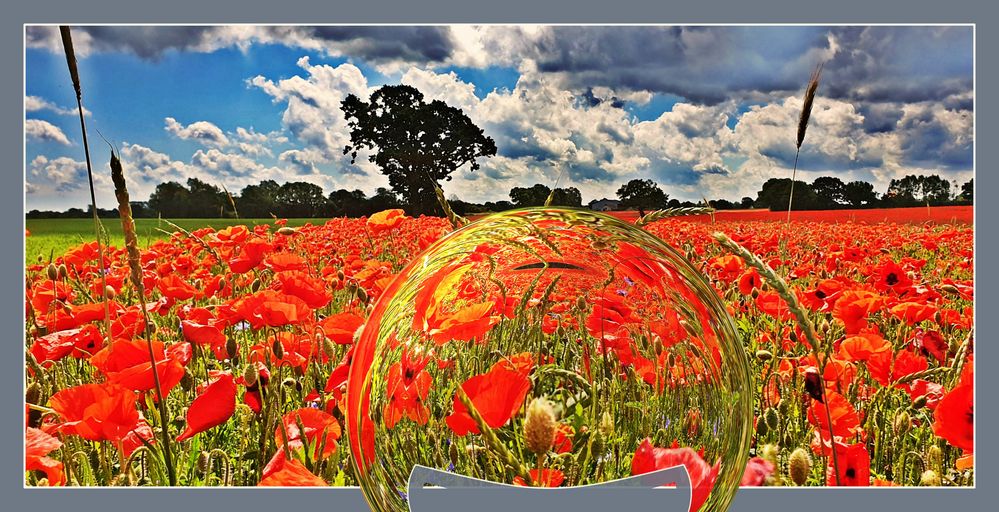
xmin=765 ymin=408 xmax=779 ymax=430
xmin=46 ymin=263 xmax=58 ymax=281
xmin=788 ymin=447 xmax=811 ymax=486
xmin=524 ymin=398 xmax=556 ymax=456
xmin=242 ymin=364 xmax=258 ymax=388
xmin=57 ymin=264 xmax=68 ymax=280
xmin=893 ymin=410 xmax=911 ymax=436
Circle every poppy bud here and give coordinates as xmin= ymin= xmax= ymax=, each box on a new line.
xmin=576 ymin=296 xmax=587 ymax=311
xmin=277 ymin=227 xmax=297 ymax=236
xmin=893 ymin=410 xmax=911 ymax=436
xmin=819 ymin=319 xmax=830 ymax=334
xmin=25 ymin=381 xmax=42 ymax=405
xmin=765 ymin=408 xmax=779 ymax=430
xmin=751 ymin=288 xmax=760 ymax=299
xmin=104 ymin=285 xmax=116 ymax=299
xmin=911 ymin=394 xmax=928 ymax=410
xmin=251 ymin=279 xmax=261 ymax=292
xmin=939 ymin=284 xmax=960 ymax=295
xmin=281 ymin=377 xmax=300 ymax=392
xmin=236 ymin=404 xmax=254 ymax=428
xmin=180 ymin=369 xmax=194 ymax=392
xmin=919 ymin=470 xmax=941 ymax=487
xmin=46 ymin=263 xmax=58 ymax=281
xmin=760 ymin=443 xmax=780 ymax=467
xmin=927 ymin=445 xmax=943 ymax=471
xmin=57 ymin=264 xmax=68 ymax=280
xmin=755 ymin=349 xmax=773 ymax=361
xmin=449 ymin=441 xmax=460 ymax=467
xmin=242 ymin=364 xmax=258 ymax=388
xmin=337 ymin=270 xmax=345 ymax=282
xmin=322 ymin=336 xmax=337 ymax=358
xmin=197 ymin=451 xmax=211 ymax=474
xmin=803 ymin=368 xmax=823 ymax=403
xmin=789 ymin=331 xmax=798 ymax=343
xmin=588 ymin=430 xmax=605 ymax=458
xmin=37 ymin=477 xmax=50 ymax=487
xmin=226 ymin=337 xmax=239 ymax=360
xmin=524 ymin=398 xmax=556 ymax=456
xmin=356 ymin=287 xmax=369 ymax=304
xmin=756 ymin=417 xmax=769 ymax=437
xmin=272 ymin=338 xmax=285 ymax=359
xmin=789 ymin=447 xmax=811 ymax=486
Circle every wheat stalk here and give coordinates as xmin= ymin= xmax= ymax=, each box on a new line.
xmin=110 ymin=150 xmax=177 ymax=486
xmin=59 ymin=26 xmax=112 ymax=339
xmin=787 ymin=64 xmax=823 ymax=223
xmin=633 ymin=206 xmax=715 ymax=227
xmin=712 ymin=231 xmax=840 ymax=484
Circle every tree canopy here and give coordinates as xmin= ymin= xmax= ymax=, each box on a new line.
xmin=341 ymin=84 xmax=497 ymax=215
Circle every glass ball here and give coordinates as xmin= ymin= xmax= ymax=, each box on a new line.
xmin=348 ymin=208 xmax=751 ymax=512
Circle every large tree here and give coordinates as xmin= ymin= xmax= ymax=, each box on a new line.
xmin=885 ymin=174 xmax=952 ymax=206
xmin=754 ymin=178 xmax=819 ymax=211
xmin=811 ymin=176 xmax=847 ymax=208
xmin=341 ymin=85 xmax=497 ymax=215
xmin=508 ymin=184 xmax=582 ymax=208
xmin=960 ymin=179 xmax=974 ymax=203
xmin=185 ymin=178 xmax=227 ymax=218
xmin=148 ymin=181 xmax=191 ymax=218
xmin=616 ymin=179 xmax=668 ymax=211
xmin=275 ymin=181 xmax=327 ymax=218
xmin=237 ymin=180 xmax=281 ymax=218
xmin=843 ymin=180 xmax=880 ymax=207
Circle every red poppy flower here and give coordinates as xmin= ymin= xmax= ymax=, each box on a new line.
xmin=385 ymin=348 xmax=432 ymax=429
xmin=277 ymin=408 xmax=342 ymax=460
xmin=177 ymin=372 xmax=236 ymax=442
xmin=513 ymin=468 xmax=565 ymax=487
xmin=553 ymin=423 xmax=574 ymax=454
xmin=258 ymin=451 xmax=327 ymax=486
xmin=738 ymin=268 xmax=762 ymax=295
xmin=832 ymin=290 xmax=883 ymax=334
xmin=265 ymin=252 xmax=308 ymax=272
xmin=90 ymin=339 xmax=188 ymax=395
xmin=49 ymin=382 xmax=140 ymax=442
xmin=872 ymin=260 xmax=912 ymax=294
xmin=838 ymin=333 xmax=890 ymax=362
xmin=827 ymin=443 xmax=870 ymax=486
xmin=29 ymin=324 xmax=103 ymax=367
xmin=890 ymin=302 xmax=938 ymax=325
xmin=741 ymin=456 xmax=775 ymax=486
xmin=631 ymin=438 xmax=719 ymax=512
xmin=276 ymin=271 xmax=332 ymax=309
xmin=228 ymin=237 xmax=272 ymax=274
xmin=808 ymin=390 xmax=862 ymax=439
xmin=933 ymin=382 xmax=973 ymax=451
xmin=867 ymin=349 xmax=928 ymax=387
xmin=320 ymin=312 xmax=365 ymax=345
xmin=156 ymin=274 xmax=197 ymax=300
xmin=367 ymin=209 xmax=407 ymax=234
xmin=445 ymin=365 xmax=531 ymax=436
xmin=25 ymin=427 xmax=65 ymax=485
xmin=413 ymin=263 xmax=499 ymax=343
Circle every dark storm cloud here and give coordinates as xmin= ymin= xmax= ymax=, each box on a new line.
xmin=25 ymin=25 xmax=455 ymax=63
xmin=526 ymin=26 xmax=972 ymax=107
xmin=305 ymin=26 xmax=453 ymax=62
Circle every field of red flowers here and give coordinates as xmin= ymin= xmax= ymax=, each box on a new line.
xmin=24 ymin=207 xmax=973 ymax=492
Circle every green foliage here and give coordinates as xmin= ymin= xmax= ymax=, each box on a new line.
xmin=341 ymin=84 xmax=497 ymax=215
xmin=616 ymin=179 xmax=669 ymax=211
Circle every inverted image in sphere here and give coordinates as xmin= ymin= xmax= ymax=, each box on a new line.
xmin=347 ymin=208 xmax=752 ymax=512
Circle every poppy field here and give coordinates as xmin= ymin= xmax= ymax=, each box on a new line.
xmin=24 ymin=206 xmax=974 ymax=495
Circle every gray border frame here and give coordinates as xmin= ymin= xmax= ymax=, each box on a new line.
xmin=7 ymin=2 xmax=994 ymax=511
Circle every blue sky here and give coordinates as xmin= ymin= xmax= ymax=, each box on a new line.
xmin=25 ymin=25 xmax=974 ymax=211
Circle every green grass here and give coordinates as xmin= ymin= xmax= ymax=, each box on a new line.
xmin=25 ymin=217 xmax=330 ymax=265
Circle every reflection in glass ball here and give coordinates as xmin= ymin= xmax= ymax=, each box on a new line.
xmin=347 ymin=208 xmax=752 ymax=512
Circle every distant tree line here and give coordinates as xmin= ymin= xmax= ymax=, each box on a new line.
xmin=751 ymin=175 xmax=973 ymax=211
